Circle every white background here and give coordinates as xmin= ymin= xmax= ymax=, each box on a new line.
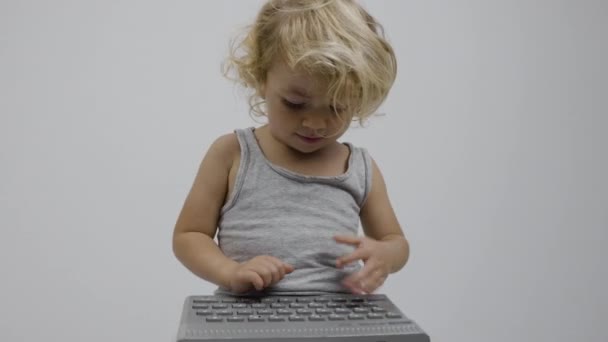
xmin=1 ymin=1 xmax=606 ymax=341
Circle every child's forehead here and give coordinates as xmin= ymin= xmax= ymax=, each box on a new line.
xmin=268 ymin=61 xmax=326 ymax=96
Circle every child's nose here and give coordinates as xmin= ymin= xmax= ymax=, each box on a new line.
xmin=301 ymin=115 xmax=326 ymax=132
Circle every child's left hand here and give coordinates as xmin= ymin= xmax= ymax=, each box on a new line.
xmin=334 ymin=235 xmax=393 ymax=294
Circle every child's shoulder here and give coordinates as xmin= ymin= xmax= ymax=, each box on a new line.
xmin=211 ymin=131 xmax=239 ymax=149
xmin=205 ymin=131 xmax=241 ymax=165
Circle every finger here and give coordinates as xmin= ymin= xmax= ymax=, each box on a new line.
xmin=343 ymin=264 xmax=376 ymax=290
xmin=265 ymin=257 xmax=289 ymax=281
xmin=342 ymin=277 xmax=367 ymax=295
xmin=243 ymin=270 xmax=265 ymax=291
xmin=374 ymin=273 xmax=388 ymax=292
xmin=264 ymin=258 xmax=284 ymax=281
xmin=254 ymin=264 xmax=274 ymax=287
xmin=264 ymin=264 xmax=281 ymax=287
xmin=333 ymin=235 xmax=362 ymax=246
xmin=336 ymin=249 xmax=368 ymax=268
xmin=283 ymin=263 xmax=295 ymax=273
xmin=266 ymin=262 xmax=283 ymax=285
xmin=365 ymin=270 xmax=387 ymax=293
xmin=271 ymin=262 xmax=290 ymax=284
xmin=265 ymin=256 xmax=293 ymax=275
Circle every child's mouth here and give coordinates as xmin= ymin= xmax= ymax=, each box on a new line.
xmin=297 ymin=135 xmax=323 ymax=143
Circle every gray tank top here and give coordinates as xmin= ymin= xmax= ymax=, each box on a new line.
xmin=215 ymin=127 xmax=373 ymax=295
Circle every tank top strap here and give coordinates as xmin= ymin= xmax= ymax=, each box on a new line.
xmin=221 ymin=127 xmax=261 ymax=214
xmin=347 ymin=143 xmax=373 ymax=207
xmin=235 ymin=126 xmax=267 ymax=161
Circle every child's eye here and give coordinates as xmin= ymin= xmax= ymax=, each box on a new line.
xmin=282 ymin=99 xmax=306 ymax=110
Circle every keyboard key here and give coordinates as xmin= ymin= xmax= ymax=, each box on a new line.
xmin=315 ymin=308 xmax=332 ymax=315
xmin=206 ymin=316 xmax=223 ymax=322
xmin=372 ymin=307 xmax=387 ymax=313
xmin=193 ymin=298 xmax=218 ymax=304
xmin=289 ymin=315 xmax=306 ymax=321
xmin=268 ymin=315 xmax=285 ymax=322
xmin=367 ymin=313 xmax=384 ymax=319
xmin=257 ymin=309 xmax=273 ymax=315
xmin=296 ymin=297 xmax=313 ymax=303
xmin=236 ymin=309 xmax=253 ymax=315
xmin=296 ymin=309 xmax=313 ymax=315
xmin=328 ymin=314 xmax=346 ymax=320
xmin=247 ymin=315 xmax=265 ymax=322
xmin=335 ymin=308 xmax=351 ymax=315
xmin=235 ymin=298 xmax=255 ymax=304
xmin=227 ymin=316 xmax=245 ymax=322
xmin=290 ymin=303 xmax=306 ymax=308
xmin=366 ymin=296 xmax=384 ymax=301
xmin=348 ymin=313 xmax=365 ymax=320
xmin=276 ymin=309 xmax=293 ymax=315
xmin=308 ymin=315 xmax=325 ymax=321
xmin=386 ymin=312 xmax=403 ymax=319
xmin=195 ymin=310 xmax=213 ymax=316
xmin=192 ymin=305 xmax=208 ymax=309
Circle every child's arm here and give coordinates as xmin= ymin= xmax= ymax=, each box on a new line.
xmin=335 ymin=157 xmax=409 ymax=294
xmin=172 ymin=134 xmax=293 ymax=293
xmin=172 ymin=134 xmax=240 ymax=290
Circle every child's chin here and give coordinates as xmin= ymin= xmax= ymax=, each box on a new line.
xmin=290 ymin=143 xmax=323 ymax=154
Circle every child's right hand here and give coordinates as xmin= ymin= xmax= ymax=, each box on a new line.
xmin=228 ymin=256 xmax=294 ymax=294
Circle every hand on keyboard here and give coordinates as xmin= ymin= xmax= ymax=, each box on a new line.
xmin=334 ymin=235 xmax=392 ymax=294
xmin=228 ymin=255 xmax=294 ymax=293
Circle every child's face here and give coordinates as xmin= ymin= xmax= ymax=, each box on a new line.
xmin=262 ymin=60 xmax=349 ymax=154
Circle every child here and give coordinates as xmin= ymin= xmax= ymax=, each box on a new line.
xmin=173 ymin=0 xmax=409 ymax=296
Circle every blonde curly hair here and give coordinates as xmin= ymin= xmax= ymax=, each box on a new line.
xmin=222 ymin=0 xmax=397 ymax=124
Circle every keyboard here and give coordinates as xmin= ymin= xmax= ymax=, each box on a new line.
xmin=176 ymin=293 xmax=430 ymax=342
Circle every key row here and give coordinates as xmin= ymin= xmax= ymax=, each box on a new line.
xmin=192 ymin=301 xmax=380 ymax=310
xmin=203 ymin=312 xmax=403 ymax=323
xmin=195 ymin=306 xmax=388 ymax=317
xmin=192 ymin=296 xmax=384 ymax=304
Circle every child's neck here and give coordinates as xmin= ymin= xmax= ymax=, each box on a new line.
xmin=253 ymin=125 xmax=350 ymax=177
